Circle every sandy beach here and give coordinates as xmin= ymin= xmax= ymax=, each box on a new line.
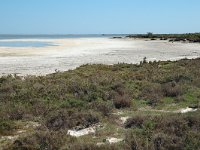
xmin=0 ymin=38 xmax=200 ymax=76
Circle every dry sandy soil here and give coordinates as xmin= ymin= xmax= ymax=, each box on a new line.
xmin=0 ymin=38 xmax=200 ymax=76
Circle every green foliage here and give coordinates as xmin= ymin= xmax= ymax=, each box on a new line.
xmin=10 ymin=131 xmax=74 ymax=150
xmin=0 ymin=119 xmax=16 ymax=135
xmin=60 ymin=99 xmax=85 ymax=108
xmin=126 ymin=33 xmax=200 ymax=43
xmin=1 ymin=58 xmax=200 ymax=149
xmin=46 ymin=111 xmax=99 ymax=131
xmin=124 ymin=111 xmax=200 ymax=150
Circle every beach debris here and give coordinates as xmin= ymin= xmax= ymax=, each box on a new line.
xmin=97 ymin=142 xmax=105 ymax=146
xmin=67 ymin=127 xmax=95 ymax=137
xmin=97 ymin=137 xmax=124 ymax=146
xmin=67 ymin=124 xmax=103 ymax=137
xmin=106 ymin=137 xmax=123 ymax=144
xmin=120 ymin=117 xmax=130 ymax=124
xmin=180 ymin=107 xmax=198 ymax=113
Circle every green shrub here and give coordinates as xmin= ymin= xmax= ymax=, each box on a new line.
xmin=90 ymin=101 xmax=113 ymax=116
xmin=162 ymin=82 xmax=183 ymax=97
xmin=125 ymin=133 xmax=139 ymax=150
xmin=153 ymin=133 xmax=184 ymax=150
xmin=46 ymin=111 xmax=99 ymax=131
xmin=0 ymin=119 xmax=16 ymax=135
xmin=1 ymin=58 xmax=200 ymax=149
xmin=185 ymin=131 xmax=200 ymax=149
xmin=157 ymin=116 xmax=188 ymax=137
xmin=113 ymin=93 xmax=132 ymax=109
xmin=125 ymin=116 xmax=146 ymax=129
xmin=67 ymin=142 xmax=122 ymax=150
xmin=60 ymin=99 xmax=85 ymax=108
xmin=10 ymin=131 xmax=73 ymax=150
xmin=140 ymin=83 xmax=163 ymax=106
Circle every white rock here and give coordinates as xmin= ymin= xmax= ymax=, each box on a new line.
xmin=120 ymin=117 xmax=130 ymax=124
xmin=180 ymin=107 xmax=198 ymax=113
xmin=16 ymin=130 xmax=26 ymax=134
xmin=67 ymin=127 xmax=96 ymax=137
xmin=106 ymin=137 xmax=123 ymax=144
xmin=1 ymin=135 xmax=19 ymax=141
xmin=97 ymin=142 xmax=105 ymax=146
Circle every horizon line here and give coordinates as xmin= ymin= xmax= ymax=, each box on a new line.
xmin=0 ymin=32 xmax=200 ymax=35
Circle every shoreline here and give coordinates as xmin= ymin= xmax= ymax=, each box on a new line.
xmin=1 ymin=56 xmax=200 ymax=78
xmin=0 ymin=38 xmax=200 ymax=76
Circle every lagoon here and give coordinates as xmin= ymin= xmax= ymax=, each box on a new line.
xmin=0 ymin=41 xmax=56 ymax=47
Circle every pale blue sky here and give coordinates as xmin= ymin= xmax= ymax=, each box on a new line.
xmin=0 ymin=0 xmax=200 ymax=34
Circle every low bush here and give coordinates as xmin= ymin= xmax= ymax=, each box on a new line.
xmin=124 ymin=116 xmax=146 ymax=129
xmin=124 ymin=131 xmax=140 ymax=150
xmin=0 ymin=119 xmax=16 ymax=135
xmin=8 ymin=106 xmax=25 ymax=120
xmin=124 ymin=112 xmax=200 ymax=150
xmin=10 ymin=131 xmax=73 ymax=150
xmin=153 ymin=133 xmax=184 ymax=150
xmin=46 ymin=111 xmax=99 ymax=131
xmin=90 ymin=101 xmax=112 ymax=116
xmin=1 ymin=58 xmax=200 ymax=149
xmin=139 ymin=83 xmax=163 ymax=106
xmin=156 ymin=115 xmax=188 ymax=137
xmin=162 ymin=82 xmax=183 ymax=97
xmin=185 ymin=131 xmax=200 ymax=150
xmin=113 ymin=93 xmax=132 ymax=109
xmin=68 ymin=143 xmax=121 ymax=150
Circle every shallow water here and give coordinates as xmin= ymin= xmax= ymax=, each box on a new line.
xmin=0 ymin=41 xmax=56 ymax=47
xmin=0 ymin=34 xmax=127 ymax=40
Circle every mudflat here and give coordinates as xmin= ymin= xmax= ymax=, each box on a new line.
xmin=0 ymin=38 xmax=200 ymax=76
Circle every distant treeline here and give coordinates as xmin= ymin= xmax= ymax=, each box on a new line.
xmin=126 ymin=32 xmax=200 ymax=43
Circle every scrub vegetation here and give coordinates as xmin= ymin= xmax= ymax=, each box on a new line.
xmin=126 ymin=33 xmax=200 ymax=43
xmin=0 ymin=58 xmax=200 ymax=149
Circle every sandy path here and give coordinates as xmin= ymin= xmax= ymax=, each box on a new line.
xmin=0 ymin=38 xmax=200 ymax=76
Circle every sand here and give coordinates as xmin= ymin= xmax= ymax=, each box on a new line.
xmin=0 ymin=38 xmax=200 ymax=76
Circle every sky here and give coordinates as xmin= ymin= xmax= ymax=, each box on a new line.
xmin=0 ymin=0 xmax=200 ymax=34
